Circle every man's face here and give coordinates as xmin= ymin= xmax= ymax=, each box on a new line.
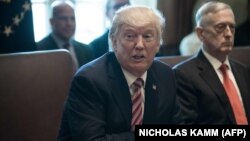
xmin=50 ymin=5 xmax=75 ymax=41
xmin=112 ymin=23 xmax=160 ymax=77
xmin=198 ymin=9 xmax=235 ymax=58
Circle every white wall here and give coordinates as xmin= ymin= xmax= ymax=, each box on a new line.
xmin=132 ymin=0 xmax=157 ymax=8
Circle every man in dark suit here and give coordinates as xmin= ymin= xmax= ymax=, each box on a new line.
xmin=58 ymin=5 xmax=183 ymax=141
xmin=89 ymin=0 xmax=130 ymax=59
xmin=37 ymin=1 xmax=93 ymax=68
xmin=173 ymin=1 xmax=250 ymax=124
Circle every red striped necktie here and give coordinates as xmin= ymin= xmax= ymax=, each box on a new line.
xmin=131 ymin=78 xmax=144 ymax=131
xmin=220 ymin=64 xmax=248 ymax=124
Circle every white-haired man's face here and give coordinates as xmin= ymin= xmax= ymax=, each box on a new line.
xmin=112 ymin=23 xmax=160 ymax=77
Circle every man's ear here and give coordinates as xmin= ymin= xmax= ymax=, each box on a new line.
xmin=156 ymin=43 xmax=160 ymax=53
xmin=195 ymin=27 xmax=204 ymax=41
xmin=49 ymin=18 xmax=54 ymax=26
xmin=111 ymin=35 xmax=117 ymax=51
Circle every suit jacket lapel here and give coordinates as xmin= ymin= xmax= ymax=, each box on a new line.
xmin=230 ymin=60 xmax=250 ymax=122
xmin=197 ymin=52 xmax=235 ymax=123
xmin=72 ymin=41 xmax=80 ymax=62
xmin=107 ymin=53 xmax=132 ymax=128
xmin=231 ymin=61 xmax=248 ymax=100
xmin=48 ymin=34 xmax=59 ymax=49
xmin=143 ymin=67 xmax=158 ymax=124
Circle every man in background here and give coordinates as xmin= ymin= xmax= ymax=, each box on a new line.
xmin=37 ymin=1 xmax=93 ymax=68
xmin=89 ymin=0 xmax=130 ymax=59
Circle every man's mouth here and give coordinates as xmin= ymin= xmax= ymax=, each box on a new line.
xmin=223 ymin=42 xmax=233 ymax=47
xmin=133 ymin=55 xmax=145 ymax=61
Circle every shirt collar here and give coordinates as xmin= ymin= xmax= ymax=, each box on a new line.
xmin=122 ymin=68 xmax=147 ymax=88
xmin=52 ymin=33 xmax=73 ymax=48
xmin=202 ymin=49 xmax=231 ymax=71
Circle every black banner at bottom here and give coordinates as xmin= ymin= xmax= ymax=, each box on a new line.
xmin=135 ymin=125 xmax=249 ymax=140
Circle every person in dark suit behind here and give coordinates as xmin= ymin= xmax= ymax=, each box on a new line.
xmin=37 ymin=1 xmax=93 ymax=68
xmin=57 ymin=5 xmax=183 ymax=141
xmin=89 ymin=0 xmax=130 ymax=59
xmin=173 ymin=1 xmax=250 ymax=124
xmin=234 ymin=0 xmax=250 ymax=46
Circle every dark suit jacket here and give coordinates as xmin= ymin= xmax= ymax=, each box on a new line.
xmin=57 ymin=52 xmax=183 ymax=141
xmin=37 ymin=34 xmax=94 ymax=67
xmin=89 ymin=30 xmax=109 ymax=59
xmin=173 ymin=51 xmax=250 ymax=124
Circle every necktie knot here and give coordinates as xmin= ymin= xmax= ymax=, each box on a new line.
xmin=63 ymin=42 xmax=70 ymax=49
xmin=131 ymin=78 xmax=144 ymax=93
xmin=219 ymin=64 xmax=228 ymax=73
xmin=219 ymin=64 xmax=229 ymax=77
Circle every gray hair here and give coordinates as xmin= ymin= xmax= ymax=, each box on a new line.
xmin=195 ymin=1 xmax=233 ymax=27
xmin=108 ymin=5 xmax=165 ymax=49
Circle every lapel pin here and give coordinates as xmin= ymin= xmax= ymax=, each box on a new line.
xmin=152 ymin=84 xmax=156 ymax=90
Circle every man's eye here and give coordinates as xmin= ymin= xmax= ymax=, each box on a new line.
xmin=144 ymin=34 xmax=153 ymax=38
xmin=215 ymin=24 xmax=226 ymax=33
xmin=229 ymin=25 xmax=235 ymax=31
xmin=214 ymin=24 xmax=235 ymax=33
xmin=57 ymin=16 xmax=75 ymax=21
xmin=58 ymin=16 xmax=65 ymax=20
xmin=144 ymin=34 xmax=154 ymax=41
xmin=125 ymin=34 xmax=135 ymax=40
